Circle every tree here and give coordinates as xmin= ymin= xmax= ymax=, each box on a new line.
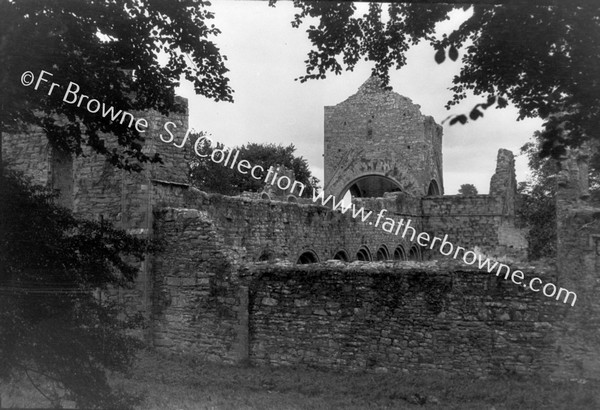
xmin=517 ymin=132 xmax=560 ymax=260
xmin=458 ymin=183 xmax=478 ymax=195
xmin=190 ymin=136 xmax=320 ymax=197
xmin=0 ymin=167 xmax=149 ymax=408
xmin=276 ymin=1 xmax=600 ymax=159
xmin=0 ymin=0 xmax=232 ymax=170
xmin=0 ymin=0 xmax=233 ymax=406
xmin=517 ymin=132 xmax=598 ymax=260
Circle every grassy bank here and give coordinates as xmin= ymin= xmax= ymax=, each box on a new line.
xmin=2 ymin=350 xmax=599 ymax=409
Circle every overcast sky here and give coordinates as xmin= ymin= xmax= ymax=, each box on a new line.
xmin=175 ymin=1 xmax=543 ymax=194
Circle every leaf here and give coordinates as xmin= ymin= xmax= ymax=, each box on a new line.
xmin=434 ymin=48 xmax=445 ymax=64
xmin=482 ymin=96 xmax=496 ymax=109
xmin=497 ymin=97 xmax=508 ymax=108
xmin=448 ymin=45 xmax=458 ymax=61
xmin=469 ymin=108 xmax=483 ymax=120
xmin=449 ymin=114 xmax=467 ymax=125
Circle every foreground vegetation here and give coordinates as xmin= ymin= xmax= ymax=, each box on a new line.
xmin=3 ymin=349 xmax=599 ymax=409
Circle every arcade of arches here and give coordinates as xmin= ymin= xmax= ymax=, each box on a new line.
xmin=296 ymin=243 xmax=421 ymax=265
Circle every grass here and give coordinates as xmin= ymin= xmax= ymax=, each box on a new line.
xmin=3 ymin=349 xmax=600 ymax=409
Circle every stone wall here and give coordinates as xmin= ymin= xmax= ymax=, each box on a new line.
xmin=150 ymin=207 xmax=242 ymax=361
xmin=2 ymin=104 xmax=190 ymax=229
xmin=159 ymin=192 xmax=425 ymax=267
xmin=244 ymin=262 xmax=567 ymax=376
xmin=149 ymin=256 xmax=570 ymax=376
xmin=420 ymin=148 xmax=527 ymax=258
xmin=421 ymin=195 xmax=526 ymax=258
xmin=552 ymin=147 xmax=600 ymax=379
xmin=422 ymin=195 xmax=503 ymax=251
xmin=149 ymin=189 xmax=560 ymax=374
xmin=3 ymin=125 xmax=52 ymax=185
xmin=149 ymin=199 xmax=573 ymax=376
xmin=2 ymin=103 xmax=191 ymax=317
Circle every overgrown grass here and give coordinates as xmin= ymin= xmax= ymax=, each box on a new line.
xmin=3 ymin=349 xmax=599 ymax=409
xmin=120 ymin=350 xmax=599 ymax=410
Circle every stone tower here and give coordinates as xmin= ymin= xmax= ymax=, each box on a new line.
xmin=323 ymin=76 xmax=443 ymax=198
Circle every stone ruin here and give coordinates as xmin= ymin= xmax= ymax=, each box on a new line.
xmin=3 ymin=77 xmax=600 ymax=379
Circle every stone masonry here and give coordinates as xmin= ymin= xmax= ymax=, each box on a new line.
xmin=3 ymin=78 xmax=599 ymax=379
xmin=324 ymin=76 xmax=443 ymax=198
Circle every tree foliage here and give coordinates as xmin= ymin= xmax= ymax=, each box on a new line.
xmin=458 ymin=183 xmax=478 ymax=195
xmin=0 ymin=168 xmax=149 ymax=408
xmin=517 ymin=132 xmax=599 ymax=260
xmin=277 ymin=1 xmax=600 ymax=159
xmin=190 ymin=137 xmax=319 ymax=197
xmin=0 ymin=0 xmax=232 ymax=170
xmin=517 ymin=132 xmax=560 ymax=260
xmin=0 ymin=1 xmax=232 ymax=406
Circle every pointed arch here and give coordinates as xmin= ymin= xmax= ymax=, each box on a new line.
xmin=376 ymin=244 xmax=390 ymax=261
xmin=394 ymin=245 xmax=407 ymax=261
xmin=427 ymin=179 xmax=440 ymax=196
xmin=408 ymin=244 xmax=422 ymax=261
xmin=356 ymin=245 xmax=372 ymax=261
xmin=332 ymin=249 xmax=350 ymax=262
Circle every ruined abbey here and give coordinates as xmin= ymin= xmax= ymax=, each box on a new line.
xmin=4 ymin=77 xmax=600 ymax=379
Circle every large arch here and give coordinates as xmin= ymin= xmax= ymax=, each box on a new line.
xmin=339 ymin=174 xmax=403 ymax=199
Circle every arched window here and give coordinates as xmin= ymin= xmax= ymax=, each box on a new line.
xmin=356 ymin=246 xmax=372 ymax=261
xmin=257 ymin=250 xmax=272 ymax=262
xmin=332 ymin=249 xmax=350 ymax=262
xmin=394 ymin=245 xmax=407 ymax=261
xmin=408 ymin=245 xmax=421 ymax=261
xmin=427 ymin=180 xmax=440 ymax=196
xmin=375 ymin=245 xmax=390 ymax=261
xmin=297 ymin=250 xmax=319 ymax=264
